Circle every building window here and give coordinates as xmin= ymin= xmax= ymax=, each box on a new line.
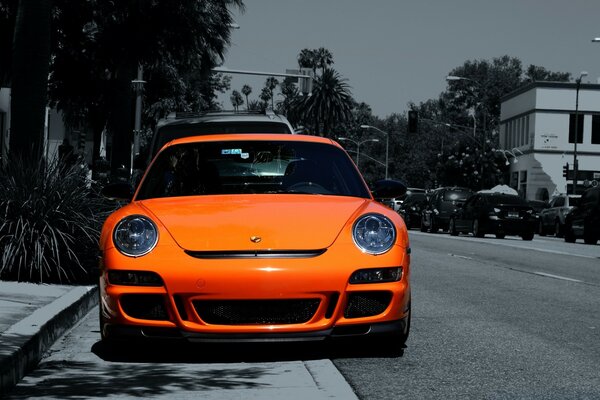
xmin=569 ymin=113 xmax=584 ymax=144
xmin=519 ymin=170 xmax=527 ymax=198
xmin=592 ymin=115 xmax=600 ymax=145
xmin=525 ymin=115 xmax=530 ymax=145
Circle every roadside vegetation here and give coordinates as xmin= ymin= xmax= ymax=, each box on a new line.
xmin=0 ymin=157 xmax=115 ymax=284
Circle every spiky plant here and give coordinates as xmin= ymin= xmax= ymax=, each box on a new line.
xmin=0 ymin=157 xmax=114 ymax=283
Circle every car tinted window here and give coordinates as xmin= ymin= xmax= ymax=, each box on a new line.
xmin=405 ymin=193 xmax=427 ymax=204
xmin=443 ymin=190 xmax=472 ymax=201
xmin=137 ymin=140 xmax=370 ymax=200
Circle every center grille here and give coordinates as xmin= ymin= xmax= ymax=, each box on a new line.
xmin=193 ymin=299 xmax=320 ymax=325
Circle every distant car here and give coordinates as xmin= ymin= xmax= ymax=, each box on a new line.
xmin=528 ymin=199 xmax=548 ymax=227
xmin=420 ymin=187 xmax=474 ymax=233
xmin=147 ymin=110 xmax=295 ymax=162
xmin=397 ymin=191 xmax=428 ymax=229
xmin=448 ymin=192 xmax=536 ymax=240
xmin=99 ymin=133 xmax=411 ymax=349
xmin=538 ymin=194 xmax=580 ymax=237
xmin=564 ymin=187 xmax=600 ymax=245
xmin=388 ymin=188 xmax=426 ymax=212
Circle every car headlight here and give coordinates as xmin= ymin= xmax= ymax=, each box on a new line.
xmin=113 ymin=215 xmax=159 ymax=257
xmin=352 ymin=213 xmax=396 ymax=254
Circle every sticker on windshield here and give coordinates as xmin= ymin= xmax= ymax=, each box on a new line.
xmin=221 ymin=149 xmax=242 ymax=155
xmin=241 ymin=153 xmax=250 ymax=159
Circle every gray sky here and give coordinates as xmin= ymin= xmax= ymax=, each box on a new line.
xmin=219 ymin=0 xmax=600 ymax=118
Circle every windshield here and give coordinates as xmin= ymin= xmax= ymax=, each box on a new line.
xmin=136 ymin=140 xmax=370 ymax=200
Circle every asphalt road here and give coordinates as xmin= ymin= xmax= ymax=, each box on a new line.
xmin=7 ymin=231 xmax=600 ymax=399
xmin=334 ymin=231 xmax=600 ymax=399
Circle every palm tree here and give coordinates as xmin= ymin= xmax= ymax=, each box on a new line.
xmin=295 ymin=68 xmax=353 ymax=137
xmin=241 ymin=84 xmax=252 ymax=110
xmin=230 ymin=90 xmax=243 ymax=111
xmin=265 ymin=77 xmax=279 ymax=109
xmin=314 ymin=47 xmax=334 ymax=74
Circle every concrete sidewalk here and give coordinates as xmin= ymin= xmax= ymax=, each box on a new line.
xmin=0 ymin=281 xmax=358 ymax=399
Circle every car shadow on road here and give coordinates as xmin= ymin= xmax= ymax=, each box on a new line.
xmin=92 ymin=337 xmax=405 ymax=363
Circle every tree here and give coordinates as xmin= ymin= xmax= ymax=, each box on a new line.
xmin=8 ymin=0 xmax=53 ymax=164
xmin=295 ymin=68 xmax=353 ymax=137
xmin=47 ymin=0 xmax=244 ymax=175
xmin=230 ymin=90 xmax=243 ymax=111
xmin=241 ymin=84 xmax=252 ymax=110
xmin=264 ymin=77 xmax=279 ymax=109
xmin=524 ymin=65 xmax=571 ymax=83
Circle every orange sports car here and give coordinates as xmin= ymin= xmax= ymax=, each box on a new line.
xmin=99 ymin=133 xmax=411 ymax=349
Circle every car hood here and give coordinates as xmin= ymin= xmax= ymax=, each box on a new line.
xmin=139 ymin=195 xmax=369 ymax=251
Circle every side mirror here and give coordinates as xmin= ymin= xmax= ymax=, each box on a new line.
xmin=101 ymin=182 xmax=134 ymax=201
xmin=371 ymin=179 xmax=407 ymax=200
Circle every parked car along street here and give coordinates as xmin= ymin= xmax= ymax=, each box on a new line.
xmin=396 ymin=190 xmax=428 ymax=229
xmin=538 ymin=193 xmax=580 ymax=237
xmin=99 ymin=133 xmax=411 ymax=352
xmin=449 ymin=192 xmax=537 ymax=240
xmin=564 ymin=186 xmax=600 ymax=245
xmin=420 ymin=187 xmax=473 ymax=233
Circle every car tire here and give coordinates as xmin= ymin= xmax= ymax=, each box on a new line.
xmin=449 ymin=218 xmax=459 ymax=236
xmin=583 ymin=224 xmax=598 ymax=245
xmin=521 ymin=231 xmax=534 ymax=241
xmin=420 ymin=218 xmax=427 ymax=232
xmin=564 ymin=226 xmax=576 ymax=243
xmin=538 ymin=221 xmax=546 ymax=236
xmin=429 ymin=217 xmax=438 ymax=233
xmin=404 ymin=214 xmax=411 ymax=229
xmin=473 ymin=219 xmax=484 ymax=238
xmin=495 ymin=232 xmax=506 ymax=239
xmin=554 ymin=221 xmax=564 ymax=238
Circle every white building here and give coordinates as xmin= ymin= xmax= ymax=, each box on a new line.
xmin=499 ymin=81 xmax=600 ymax=200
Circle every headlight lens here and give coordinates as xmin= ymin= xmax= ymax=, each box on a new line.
xmin=113 ymin=215 xmax=159 ymax=257
xmin=352 ymin=213 xmax=396 ymax=254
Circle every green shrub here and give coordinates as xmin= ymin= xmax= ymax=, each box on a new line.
xmin=0 ymin=157 xmax=115 ymax=284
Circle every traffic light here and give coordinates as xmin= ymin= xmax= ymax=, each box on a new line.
xmin=563 ymin=163 xmax=569 ymax=178
xmin=408 ymin=110 xmax=418 ymax=133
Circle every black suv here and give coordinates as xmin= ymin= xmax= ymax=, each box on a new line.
xmin=420 ymin=187 xmax=473 ymax=233
xmin=449 ymin=193 xmax=536 ymax=240
xmin=564 ymin=187 xmax=600 ymax=245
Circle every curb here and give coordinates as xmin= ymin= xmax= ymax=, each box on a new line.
xmin=0 ymin=285 xmax=98 ymax=395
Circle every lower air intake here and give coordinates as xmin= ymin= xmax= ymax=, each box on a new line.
xmin=193 ymin=299 xmax=320 ymax=325
xmin=344 ymin=292 xmax=392 ymax=318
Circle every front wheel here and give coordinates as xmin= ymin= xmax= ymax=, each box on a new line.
xmin=521 ymin=231 xmax=534 ymax=241
xmin=555 ymin=221 xmax=564 ymax=238
xmin=473 ymin=219 xmax=485 ymax=238
xmin=564 ymin=225 xmax=576 ymax=243
xmin=449 ymin=218 xmax=459 ymax=236
xmin=583 ymin=224 xmax=598 ymax=245
xmin=538 ymin=221 xmax=546 ymax=236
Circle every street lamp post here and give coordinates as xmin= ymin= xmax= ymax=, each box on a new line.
xmin=337 ymin=137 xmax=379 ymax=168
xmin=446 ymin=75 xmax=487 ymax=188
xmin=573 ymin=71 xmax=588 ymax=194
xmin=360 ymin=125 xmax=389 ymax=179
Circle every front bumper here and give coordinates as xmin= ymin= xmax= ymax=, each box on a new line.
xmin=100 ymin=242 xmax=410 ymax=340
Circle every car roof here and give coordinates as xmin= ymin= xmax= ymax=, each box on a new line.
xmin=164 ymin=133 xmax=338 ymax=148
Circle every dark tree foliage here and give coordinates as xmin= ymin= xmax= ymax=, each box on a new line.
xmin=49 ymin=0 xmax=244 ymax=173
